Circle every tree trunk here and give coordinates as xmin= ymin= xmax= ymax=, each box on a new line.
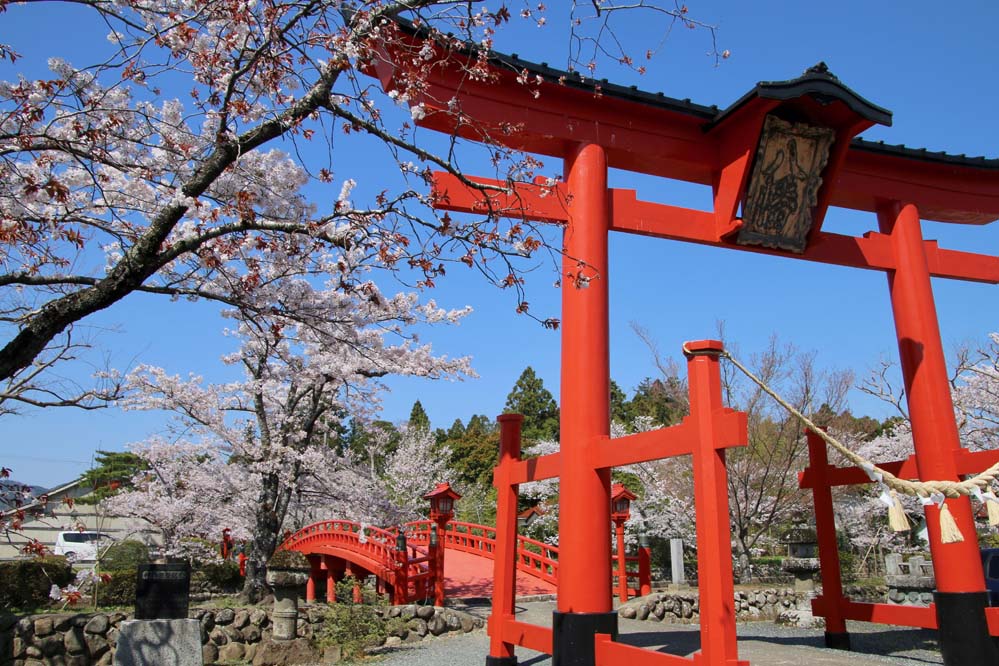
xmin=240 ymin=474 xmax=283 ymax=603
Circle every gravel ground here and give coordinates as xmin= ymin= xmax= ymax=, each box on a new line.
xmin=369 ymin=600 xmax=944 ymax=666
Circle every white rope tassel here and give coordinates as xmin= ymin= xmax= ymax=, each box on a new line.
xmin=888 ymin=490 xmax=910 ymax=532
xmin=985 ymin=492 xmax=999 ymax=527
xmin=937 ymin=501 xmax=964 ymax=544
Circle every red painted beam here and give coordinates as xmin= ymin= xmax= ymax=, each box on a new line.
xmin=812 ymin=597 xmax=938 ymax=629
xmin=592 ymin=410 xmax=746 ymax=469
xmin=508 ymin=451 xmax=561 ymax=484
xmin=497 ymin=618 xmax=554 ymax=654
xmin=432 ymin=172 xmax=999 ymax=284
xmin=987 ymin=607 xmax=999 ymax=636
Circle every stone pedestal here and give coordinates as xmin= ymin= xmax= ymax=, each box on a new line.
xmin=114 ymin=619 xmax=203 ymax=666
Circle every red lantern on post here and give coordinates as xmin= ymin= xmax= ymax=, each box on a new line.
xmin=611 ymin=483 xmax=636 ymax=602
xmin=424 ymin=482 xmax=461 ymax=606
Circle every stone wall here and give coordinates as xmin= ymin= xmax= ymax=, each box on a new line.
xmin=0 ymin=603 xmax=484 ymax=666
xmin=619 ymin=588 xmax=809 ymax=624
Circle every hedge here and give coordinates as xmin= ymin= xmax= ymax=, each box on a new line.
xmin=0 ymin=556 xmax=74 ymax=610
xmin=95 ymin=569 xmax=137 ymax=607
xmin=100 ymin=540 xmax=149 ymax=570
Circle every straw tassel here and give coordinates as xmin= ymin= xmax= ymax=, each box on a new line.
xmin=986 ymin=493 xmax=999 ymax=527
xmin=938 ymin=501 xmax=964 ymax=543
xmin=887 ymin=490 xmax=910 ymax=532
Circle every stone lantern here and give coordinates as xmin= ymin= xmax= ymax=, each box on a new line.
xmin=781 ymin=526 xmax=820 ymax=593
xmin=266 ymin=550 xmax=310 ymax=640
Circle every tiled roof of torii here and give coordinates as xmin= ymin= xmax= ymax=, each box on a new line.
xmin=485 ymin=50 xmax=998 ymax=169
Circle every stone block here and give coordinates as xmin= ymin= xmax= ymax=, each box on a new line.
xmin=215 ymin=608 xmax=236 ymax=625
xmin=407 ymin=618 xmax=428 ymax=637
xmin=415 ymin=606 xmax=434 ymax=620
xmin=251 ymin=637 xmax=319 ymax=665
xmin=427 ymin=616 xmax=446 ymax=636
xmin=35 ymin=634 xmax=64 ymax=657
xmin=33 ymin=617 xmax=54 ymax=638
xmin=219 ymin=642 xmax=246 ymax=661
xmin=84 ymin=632 xmax=109 ymax=659
xmin=114 ymin=619 xmax=204 ymax=666
xmin=241 ymin=624 xmax=262 ymax=643
xmin=84 ymin=615 xmax=109 ymax=635
xmin=64 ymin=626 xmax=86 ymax=655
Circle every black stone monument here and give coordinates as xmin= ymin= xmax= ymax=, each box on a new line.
xmin=135 ymin=562 xmax=191 ymax=620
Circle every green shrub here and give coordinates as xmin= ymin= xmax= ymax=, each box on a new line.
xmin=95 ymin=569 xmax=137 ymax=608
xmin=195 ymin=561 xmax=242 ymax=592
xmin=99 ymin=540 xmax=149 ymax=570
xmin=334 ymin=575 xmax=384 ymax=606
xmin=317 ymin=602 xmax=387 ymax=659
xmin=0 ymin=556 xmax=74 ymax=610
xmin=268 ymin=550 xmax=309 ymax=570
xmin=838 ymin=550 xmax=858 ymax=583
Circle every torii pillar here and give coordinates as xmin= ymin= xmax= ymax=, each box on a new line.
xmin=879 ymin=201 xmax=998 ymax=664
xmin=553 ymin=142 xmax=617 ymax=666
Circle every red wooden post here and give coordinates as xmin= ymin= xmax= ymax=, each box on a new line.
xmin=554 ymin=142 xmax=616 ymax=665
xmin=306 ymin=555 xmax=320 ymax=603
xmin=429 ymin=528 xmax=445 ymax=606
xmin=615 ymin=522 xmax=628 ymax=603
xmin=345 ymin=561 xmax=363 ymax=603
xmin=685 ymin=340 xmax=742 ymax=666
xmin=638 ymin=535 xmax=652 ymax=597
xmin=806 ymin=429 xmax=850 ymax=649
xmin=487 ymin=414 xmax=523 ymax=666
xmin=322 ymin=555 xmax=336 ymax=603
xmin=878 ymin=201 xmax=997 ymax=665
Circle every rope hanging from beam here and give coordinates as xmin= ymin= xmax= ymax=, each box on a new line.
xmin=685 ymin=344 xmax=999 ymax=543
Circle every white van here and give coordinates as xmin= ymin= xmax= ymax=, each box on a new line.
xmin=53 ymin=531 xmax=110 ymax=562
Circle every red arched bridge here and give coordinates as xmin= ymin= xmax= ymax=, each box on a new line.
xmin=278 ymin=516 xmax=651 ymax=605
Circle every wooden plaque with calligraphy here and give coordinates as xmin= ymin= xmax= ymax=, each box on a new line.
xmin=738 ymin=115 xmax=836 ymax=253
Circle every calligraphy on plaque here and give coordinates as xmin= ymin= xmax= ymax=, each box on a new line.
xmin=738 ymin=115 xmax=835 ymax=254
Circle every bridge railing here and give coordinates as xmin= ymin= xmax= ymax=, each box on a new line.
xmin=282 ymin=521 xmax=431 ymax=576
xmin=404 ymin=519 xmax=559 ymax=587
xmin=283 ymin=517 xmax=642 ymax=603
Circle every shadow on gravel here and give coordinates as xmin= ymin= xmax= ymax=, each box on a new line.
xmin=617 ymin=629 xmax=700 ymax=656
xmin=743 ymin=627 xmax=939 ymax=661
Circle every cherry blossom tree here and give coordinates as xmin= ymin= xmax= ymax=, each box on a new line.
xmin=838 ymin=332 xmax=999 ymax=560
xmin=0 ymin=1 xmax=721 ymax=417
xmin=104 ymin=438 xmax=250 ymax=559
xmin=382 ymin=424 xmax=454 ymax=521
xmin=115 ymin=279 xmax=471 ymax=599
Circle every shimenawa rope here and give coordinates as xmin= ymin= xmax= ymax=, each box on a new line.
xmin=684 ymin=344 xmax=999 ymax=543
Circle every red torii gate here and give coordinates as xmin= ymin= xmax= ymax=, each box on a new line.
xmin=368 ymin=28 xmax=999 ymax=666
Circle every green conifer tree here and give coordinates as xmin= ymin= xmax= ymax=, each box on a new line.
xmin=408 ymin=400 xmax=431 ymax=432
xmin=504 ymin=367 xmax=560 ymax=443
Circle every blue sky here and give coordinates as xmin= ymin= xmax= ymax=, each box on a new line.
xmin=1 ymin=1 xmax=998 ymax=487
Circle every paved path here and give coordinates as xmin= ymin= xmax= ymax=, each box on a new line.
xmin=374 ymin=600 xmax=943 ymax=666
xmin=443 ymin=550 xmax=556 ymax=599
